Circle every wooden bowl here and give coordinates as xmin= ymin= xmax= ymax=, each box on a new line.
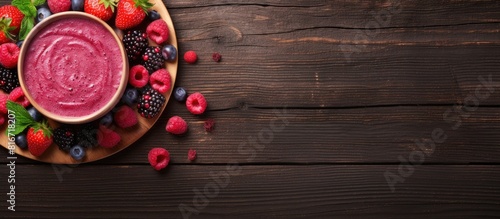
xmin=18 ymin=12 xmax=129 ymax=124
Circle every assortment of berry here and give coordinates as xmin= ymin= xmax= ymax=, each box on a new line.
xmin=0 ymin=0 xmax=174 ymax=160
xmin=1 ymin=0 xmax=218 ymax=167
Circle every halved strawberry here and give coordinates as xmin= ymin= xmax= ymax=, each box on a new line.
xmin=84 ymin=0 xmax=116 ymax=22
xmin=115 ymin=0 xmax=152 ymax=30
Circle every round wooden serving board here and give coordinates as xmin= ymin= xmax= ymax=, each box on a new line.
xmin=0 ymin=0 xmax=178 ymax=164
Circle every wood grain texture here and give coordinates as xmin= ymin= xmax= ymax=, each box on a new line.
xmin=163 ymin=0 xmax=500 ymax=109
xmin=0 ymin=0 xmax=498 ymax=218
xmin=1 ymin=165 xmax=499 ymax=218
xmin=2 ymin=106 xmax=500 ymax=164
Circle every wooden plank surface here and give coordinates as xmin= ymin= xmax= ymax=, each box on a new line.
xmin=1 ymin=165 xmax=499 ymax=219
xmin=164 ymin=0 xmax=500 ymax=108
xmin=1 ymin=0 xmax=500 ymax=218
xmin=3 ymin=105 xmax=500 ymax=164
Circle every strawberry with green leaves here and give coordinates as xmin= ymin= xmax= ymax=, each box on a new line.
xmin=7 ymin=101 xmax=53 ymax=157
xmin=115 ymin=0 xmax=153 ymax=30
xmin=27 ymin=123 xmax=53 ymax=156
xmin=0 ymin=5 xmax=24 ymax=44
xmin=10 ymin=0 xmax=47 ymax=41
xmin=84 ymin=0 xmax=116 ymax=22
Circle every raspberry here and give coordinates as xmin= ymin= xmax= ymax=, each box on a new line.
xmin=0 ymin=114 xmax=4 ymax=126
xmin=183 ymin=51 xmax=197 ymax=64
xmin=149 ymin=69 xmax=171 ymax=93
xmin=165 ymin=116 xmax=188 ymax=135
xmin=128 ymin=65 xmax=149 ymax=88
xmin=97 ymin=125 xmax=121 ymax=148
xmin=212 ymin=52 xmax=221 ymax=62
xmin=146 ymin=19 xmax=169 ymax=45
xmin=47 ymin=0 xmax=71 ymax=13
xmin=186 ymin=92 xmax=207 ymax=115
xmin=188 ymin=149 xmax=196 ymax=161
xmin=0 ymin=93 xmax=8 ymax=114
xmin=204 ymin=118 xmax=215 ymax=132
xmin=148 ymin=147 xmax=170 ymax=171
xmin=8 ymin=87 xmax=30 ymax=107
xmin=114 ymin=105 xmax=138 ymax=128
xmin=0 ymin=43 xmax=19 ymax=69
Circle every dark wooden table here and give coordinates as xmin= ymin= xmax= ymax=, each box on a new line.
xmin=2 ymin=0 xmax=500 ymax=218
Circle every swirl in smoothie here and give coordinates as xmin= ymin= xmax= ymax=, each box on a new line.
xmin=23 ymin=17 xmax=123 ymax=118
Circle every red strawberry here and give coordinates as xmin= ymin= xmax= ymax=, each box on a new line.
xmin=27 ymin=123 xmax=53 ymax=157
xmin=0 ymin=5 xmax=24 ymax=44
xmin=84 ymin=0 xmax=116 ymax=22
xmin=115 ymin=0 xmax=152 ymax=30
xmin=0 ymin=5 xmax=23 ymax=34
xmin=48 ymin=0 xmax=71 ymax=14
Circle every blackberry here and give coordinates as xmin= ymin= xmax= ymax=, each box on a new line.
xmin=122 ymin=30 xmax=148 ymax=63
xmin=137 ymin=87 xmax=165 ymax=118
xmin=75 ymin=124 xmax=98 ymax=148
xmin=0 ymin=66 xmax=19 ymax=93
xmin=142 ymin=46 xmax=165 ymax=73
xmin=54 ymin=126 xmax=76 ymax=151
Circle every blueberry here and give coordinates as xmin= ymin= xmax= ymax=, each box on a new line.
xmin=71 ymin=0 xmax=84 ymax=11
xmin=27 ymin=107 xmax=43 ymax=122
xmin=16 ymin=40 xmax=23 ymax=48
xmin=99 ymin=113 xmax=113 ymax=127
xmin=121 ymin=88 xmax=139 ymax=106
xmin=148 ymin=10 xmax=161 ymax=21
xmin=36 ymin=7 xmax=52 ymax=23
xmin=174 ymin=87 xmax=187 ymax=102
xmin=161 ymin=45 xmax=177 ymax=61
xmin=15 ymin=134 xmax=28 ymax=149
xmin=70 ymin=145 xmax=85 ymax=161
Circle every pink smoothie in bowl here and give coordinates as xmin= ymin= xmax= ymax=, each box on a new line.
xmin=19 ymin=12 xmax=128 ymax=123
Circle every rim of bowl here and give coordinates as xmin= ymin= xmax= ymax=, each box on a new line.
xmin=18 ymin=12 xmax=129 ymax=124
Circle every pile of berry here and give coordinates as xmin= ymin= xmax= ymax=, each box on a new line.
xmin=0 ymin=0 xmax=178 ymax=161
